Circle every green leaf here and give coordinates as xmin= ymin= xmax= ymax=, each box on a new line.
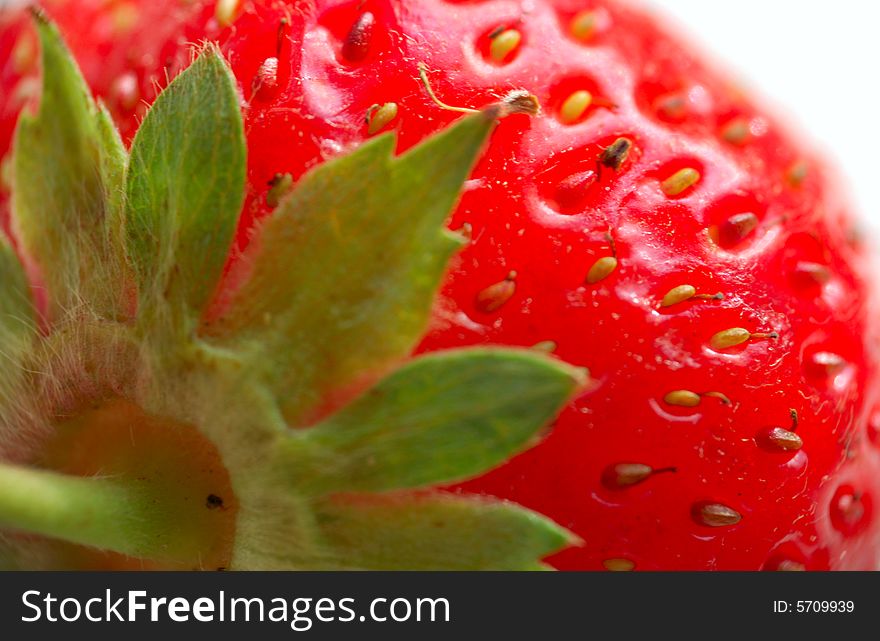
xmin=0 ymin=238 xmax=34 ymax=335
xmin=125 ymin=45 xmax=245 ymax=332
xmin=314 ymin=492 xmax=573 ymax=570
xmin=205 ymin=112 xmax=496 ymax=423
xmin=279 ymin=349 xmax=583 ymax=494
xmin=12 ymin=11 xmax=127 ymax=322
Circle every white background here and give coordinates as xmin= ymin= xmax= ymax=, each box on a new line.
xmin=643 ymin=0 xmax=879 ymax=236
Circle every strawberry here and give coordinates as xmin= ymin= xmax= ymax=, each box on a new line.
xmin=1 ymin=0 xmax=878 ymax=571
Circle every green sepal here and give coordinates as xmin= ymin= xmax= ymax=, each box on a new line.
xmin=279 ymin=349 xmax=583 ymax=494
xmin=0 ymin=238 xmax=34 ymax=336
xmin=11 ymin=10 xmax=127 ymax=322
xmin=125 ymin=45 xmax=246 ymax=333
xmin=206 ymin=112 xmax=496 ymax=423
xmin=314 ymin=492 xmax=574 ymax=570
xmin=1 ymin=17 xmax=584 ymax=570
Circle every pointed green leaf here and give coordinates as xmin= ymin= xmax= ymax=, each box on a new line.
xmin=0 ymin=238 xmax=34 ymax=335
xmin=314 ymin=493 xmax=573 ymax=570
xmin=206 ymin=112 xmax=496 ymax=423
xmin=12 ymin=11 xmax=127 ymax=321
xmin=125 ymin=45 xmax=245 ymax=331
xmin=279 ymin=349 xmax=583 ymax=494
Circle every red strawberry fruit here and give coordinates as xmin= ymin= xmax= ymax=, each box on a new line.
xmin=0 ymin=0 xmax=878 ymax=570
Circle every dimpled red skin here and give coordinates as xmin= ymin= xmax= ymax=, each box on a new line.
xmin=2 ymin=0 xmax=880 ymax=570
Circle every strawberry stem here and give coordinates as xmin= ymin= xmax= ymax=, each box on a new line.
xmin=0 ymin=462 xmax=179 ymax=560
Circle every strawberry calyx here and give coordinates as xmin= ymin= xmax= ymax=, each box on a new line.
xmin=0 ymin=11 xmax=583 ymax=570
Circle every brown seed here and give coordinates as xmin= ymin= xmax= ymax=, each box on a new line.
xmin=661 ymin=167 xmax=700 ymax=196
xmin=693 ymin=502 xmax=742 ymax=527
xmin=602 ymin=558 xmax=635 ymax=572
xmin=599 ymin=137 xmax=633 ymax=170
xmin=602 ymin=463 xmax=653 ymax=489
xmin=342 ymin=12 xmax=375 ymax=62
xmin=716 ymin=212 xmax=758 ymax=247
xmin=792 ymin=261 xmax=831 ymax=286
xmin=475 ymin=272 xmax=517 ymax=313
xmin=570 ymin=10 xmax=598 ymax=41
xmin=586 ymin=256 xmax=618 ymax=284
xmin=489 ymin=29 xmax=522 ymax=62
xmin=654 ymin=93 xmax=687 ymax=121
xmin=497 ymin=90 xmax=541 ymax=117
xmin=757 ymin=427 xmax=803 ymax=452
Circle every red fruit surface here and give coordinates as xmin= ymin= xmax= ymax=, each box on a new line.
xmin=2 ymin=0 xmax=880 ymax=570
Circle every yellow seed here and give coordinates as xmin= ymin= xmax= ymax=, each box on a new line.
xmin=475 ymin=272 xmax=517 ymax=313
xmin=215 ymin=0 xmax=241 ymax=28
xmin=661 ymin=284 xmax=696 ymax=307
xmin=366 ymin=102 xmax=398 ymax=134
xmin=570 ymin=10 xmax=598 ymax=41
xmin=603 ymin=558 xmax=635 ymax=572
xmin=559 ymin=90 xmax=592 ymax=124
xmin=111 ymin=2 xmax=139 ymax=33
xmin=710 ymin=327 xmax=751 ymax=350
xmin=661 ymin=167 xmax=700 ymax=196
xmin=786 ymin=159 xmax=808 ymax=187
xmin=664 ymin=390 xmax=701 ymax=407
xmin=586 ymin=256 xmax=617 ymax=284
xmin=721 ymin=117 xmax=749 ymax=145
xmin=489 ymin=29 xmax=522 ymax=62
xmin=694 ymin=502 xmax=742 ymax=527
xmin=776 ymin=560 xmax=806 ymax=572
